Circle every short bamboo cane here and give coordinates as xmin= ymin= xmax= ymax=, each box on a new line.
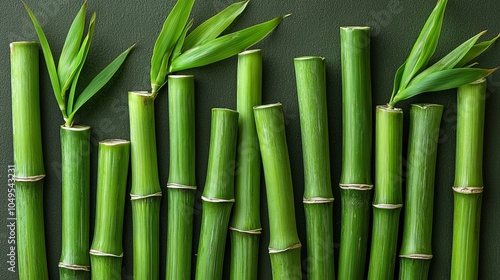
xmin=59 ymin=125 xmax=91 ymax=279
xmin=229 ymin=49 xmax=263 ymax=280
xmin=195 ymin=109 xmax=239 ymax=280
xmin=166 ymin=75 xmax=197 ymax=280
xmin=367 ymin=105 xmax=403 ymax=280
xmin=11 ymin=41 xmax=49 ymax=280
xmin=128 ymin=91 xmax=162 ymax=279
xmin=338 ymin=26 xmax=373 ymax=280
xmin=399 ymin=104 xmax=443 ymax=280
xmin=90 ymin=140 xmax=130 ymax=280
xmin=254 ymin=103 xmax=302 ymax=280
xmin=294 ymin=56 xmax=335 ymax=280
xmin=451 ymin=79 xmax=486 ymax=280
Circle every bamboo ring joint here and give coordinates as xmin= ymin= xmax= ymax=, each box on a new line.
xmin=167 ymin=183 xmax=197 ymax=190
xmin=452 ymin=186 xmax=483 ymax=194
xmin=90 ymin=249 xmax=123 ymax=258
xmin=229 ymin=227 xmax=262 ymax=234
xmin=303 ymin=197 xmax=334 ymax=204
xmin=373 ymin=203 xmax=403 ymax=209
xmin=13 ymin=174 xmax=45 ymax=182
xmin=268 ymin=243 xmax=302 ymax=254
xmin=399 ymin=253 xmax=433 ymax=260
xmin=58 ymin=262 xmax=90 ymax=271
xmin=130 ymin=192 xmax=162 ymax=201
xmin=339 ymin=183 xmax=373 ymax=190
xmin=201 ymin=196 xmax=235 ymax=203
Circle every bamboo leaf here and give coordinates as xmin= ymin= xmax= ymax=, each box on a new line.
xmin=170 ymin=14 xmax=288 ymax=73
xmin=183 ymin=0 xmax=249 ymax=50
xmin=150 ymin=0 xmax=194 ymax=91
xmin=399 ymin=0 xmax=447 ymax=90
xmin=69 ymin=44 xmax=134 ymax=120
xmin=389 ymin=63 xmax=406 ymax=105
xmin=456 ymin=33 xmax=500 ymax=67
xmin=58 ymin=1 xmax=87 ymax=93
xmin=393 ymin=67 xmax=497 ymax=103
xmin=172 ymin=19 xmax=194 ymax=61
xmin=23 ymin=2 xmax=64 ymax=115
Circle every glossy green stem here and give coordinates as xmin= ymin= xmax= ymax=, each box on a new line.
xmin=254 ymin=103 xmax=302 ymax=280
xmin=128 ymin=91 xmax=162 ymax=279
xmin=11 ymin=41 xmax=49 ymax=280
xmin=229 ymin=49 xmax=263 ymax=280
xmin=294 ymin=56 xmax=334 ymax=280
xmin=59 ymin=125 xmax=91 ymax=280
xmin=399 ymin=104 xmax=443 ymax=280
xmin=166 ymin=75 xmax=196 ymax=280
xmin=90 ymin=140 xmax=130 ymax=280
xmin=195 ymin=109 xmax=239 ymax=280
xmin=451 ymin=80 xmax=486 ymax=280
xmin=368 ymin=105 xmax=403 ymax=280
xmin=338 ymin=26 xmax=373 ymax=280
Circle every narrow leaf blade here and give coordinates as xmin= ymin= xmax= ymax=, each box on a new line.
xmin=183 ymin=0 xmax=249 ymax=50
xmin=389 ymin=63 xmax=406 ymax=105
xmin=456 ymin=33 xmax=500 ymax=67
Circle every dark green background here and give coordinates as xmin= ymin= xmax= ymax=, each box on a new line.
xmin=1 ymin=0 xmax=499 ymax=279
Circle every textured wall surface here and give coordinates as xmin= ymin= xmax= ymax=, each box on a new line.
xmin=1 ymin=0 xmax=499 ymax=279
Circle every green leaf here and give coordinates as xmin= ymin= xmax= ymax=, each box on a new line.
xmin=393 ymin=67 xmax=497 ymax=103
xmin=69 ymin=44 xmax=134 ymax=121
xmin=23 ymin=2 xmax=65 ymax=116
xmin=150 ymin=0 xmax=194 ymax=91
xmin=170 ymin=14 xmax=288 ymax=73
xmin=67 ymin=13 xmax=96 ymax=115
xmin=171 ymin=19 xmax=194 ymax=62
xmin=389 ymin=63 xmax=406 ymax=106
xmin=456 ymin=33 xmax=500 ymax=67
xmin=183 ymin=0 xmax=249 ymax=50
xmin=58 ymin=1 xmax=87 ymax=95
xmin=399 ymin=0 xmax=447 ymax=90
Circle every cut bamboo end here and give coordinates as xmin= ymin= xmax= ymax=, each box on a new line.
xmin=239 ymin=49 xmax=261 ymax=55
xmin=129 ymin=90 xmax=152 ymax=97
xmin=130 ymin=192 xmax=162 ymax=201
xmin=303 ymin=197 xmax=334 ymax=204
xmin=400 ymin=254 xmax=433 ymax=260
xmin=377 ymin=104 xmax=403 ymax=112
xmin=167 ymin=183 xmax=197 ymax=190
xmin=100 ymin=139 xmax=130 ymax=146
xmin=254 ymin=102 xmax=282 ymax=110
xmin=452 ymin=186 xmax=484 ymax=194
xmin=340 ymin=26 xmax=371 ymax=31
xmin=373 ymin=203 xmax=403 ymax=209
xmin=201 ymin=196 xmax=235 ymax=203
xmin=169 ymin=74 xmax=194 ymax=79
xmin=89 ymin=249 xmax=123 ymax=258
xmin=58 ymin=262 xmax=90 ymax=271
xmin=339 ymin=183 xmax=373 ymax=190
xmin=294 ymin=56 xmax=325 ymax=61
xmin=229 ymin=227 xmax=262 ymax=234
xmin=13 ymin=174 xmax=45 ymax=182
xmin=268 ymin=243 xmax=302 ymax=254
xmin=60 ymin=124 xmax=90 ymax=131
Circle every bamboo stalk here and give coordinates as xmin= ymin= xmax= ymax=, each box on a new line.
xmin=294 ymin=56 xmax=334 ymax=280
xmin=90 ymin=139 xmax=130 ymax=280
xmin=11 ymin=41 xmax=49 ymax=280
xmin=128 ymin=91 xmax=162 ymax=279
xmin=59 ymin=125 xmax=91 ymax=279
xmin=229 ymin=49 xmax=263 ymax=280
xmin=254 ymin=103 xmax=302 ymax=280
xmin=399 ymin=104 xmax=443 ymax=280
xmin=451 ymin=79 xmax=486 ymax=280
xmin=195 ymin=109 xmax=239 ymax=280
xmin=166 ymin=75 xmax=196 ymax=280
xmin=367 ymin=105 xmax=403 ymax=280
xmin=338 ymin=26 xmax=373 ymax=280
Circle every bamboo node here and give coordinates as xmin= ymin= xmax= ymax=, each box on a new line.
xmin=399 ymin=253 xmax=433 ymax=260
xmin=167 ymin=183 xmax=197 ymax=190
xmin=130 ymin=192 xmax=162 ymax=201
xmin=89 ymin=249 xmax=123 ymax=258
xmin=339 ymin=183 xmax=373 ymax=190
xmin=13 ymin=174 xmax=45 ymax=182
xmin=373 ymin=203 xmax=403 ymax=209
xmin=303 ymin=197 xmax=334 ymax=204
xmin=268 ymin=243 xmax=302 ymax=254
xmin=229 ymin=226 xmax=262 ymax=235
xmin=452 ymin=186 xmax=483 ymax=194
xmin=201 ymin=196 xmax=235 ymax=203
xmin=58 ymin=262 xmax=90 ymax=271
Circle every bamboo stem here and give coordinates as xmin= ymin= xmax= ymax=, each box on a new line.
xmin=195 ymin=109 xmax=239 ymax=280
xmin=294 ymin=56 xmax=334 ymax=280
xmin=59 ymin=125 xmax=91 ymax=279
xmin=128 ymin=91 xmax=162 ymax=279
xmin=399 ymin=104 xmax=443 ymax=280
xmin=11 ymin=41 xmax=49 ymax=280
xmin=229 ymin=49 xmax=263 ymax=280
xmin=451 ymin=79 xmax=486 ymax=280
xmin=166 ymin=75 xmax=196 ymax=280
xmin=338 ymin=26 xmax=373 ymax=280
xmin=367 ymin=105 xmax=403 ymax=280
xmin=254 ymin=103 xmax=302 ymax=280
xmin=90 ymin=139 xmax=130 ymax=280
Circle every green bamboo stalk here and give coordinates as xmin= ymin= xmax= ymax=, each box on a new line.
xmin=399 ymin=104 xmax=443 ymax=280
xmin=229 ymin=49 xmax=263 ymax=280
xmin=254 ymin=103 xmax=302 ymax=280
xmin=11 ymin=41 xmax=49 ymax=280
xmin=90 ymin=139 xmax=130 ymax=280
xmin=338 ymin=26 xmax=373 ymax=280
xmin=59 ymin=125 xmax=91 ymax=279
xmin=166 ymin=75 xmax=196 ymax=280
xmin=367 ymin=105 xmax=403 ymax=280
xmin=195 ymin=109 xmax=239 ymax=280
xmin=128 ymin=91 xmax=162 ymax=279
xmin=451 ymin=79 xmax=486 ymax=280
xmin=294 ymin=56 xmax=334 ymax=280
